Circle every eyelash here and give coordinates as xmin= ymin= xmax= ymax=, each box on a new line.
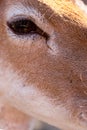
xmin=7 ymin=18 xmax=49 ymax=40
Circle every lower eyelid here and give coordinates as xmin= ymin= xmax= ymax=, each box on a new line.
xmin=7 ymin=27 xmax=45 ymax=42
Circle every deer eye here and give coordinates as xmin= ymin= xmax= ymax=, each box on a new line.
xmin=7 ymin=18 xmax=48 ymax=39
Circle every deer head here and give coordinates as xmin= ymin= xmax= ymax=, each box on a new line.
xmin=0 ymin=0 xmax=87 ymax=130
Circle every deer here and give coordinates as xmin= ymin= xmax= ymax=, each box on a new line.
xmin=0 ymin=0 xmax=87 ymax=130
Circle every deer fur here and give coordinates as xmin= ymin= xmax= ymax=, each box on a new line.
xmin=0 ymin=0 xmax=87 ymax=130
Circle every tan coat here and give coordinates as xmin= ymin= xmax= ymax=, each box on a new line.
xmin=0 ymin=0 xmax=87 ymax=130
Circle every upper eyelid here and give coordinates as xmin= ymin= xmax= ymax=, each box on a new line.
xmin=6 ymin=4 xmax=44 ymax=26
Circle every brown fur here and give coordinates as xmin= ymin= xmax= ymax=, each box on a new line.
xmin=0 ymin=0 xmax=87 ymax=130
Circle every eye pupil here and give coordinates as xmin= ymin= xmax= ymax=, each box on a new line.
xmin=7 ymin=19 xmax=37 ymax=35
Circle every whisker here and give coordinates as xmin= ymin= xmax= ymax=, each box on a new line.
xmin=48 ymin=12 xmax=55 ymax=20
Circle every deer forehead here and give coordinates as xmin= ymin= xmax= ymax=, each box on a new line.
xmin=3 ymin=0 xmax=87 ymax=25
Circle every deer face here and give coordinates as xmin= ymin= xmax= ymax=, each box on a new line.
xmin=0 ymin=0 xmax=87 ymax=130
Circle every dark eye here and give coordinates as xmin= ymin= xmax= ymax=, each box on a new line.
xmin=7 ymin=19 xmax=49 ymax=39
